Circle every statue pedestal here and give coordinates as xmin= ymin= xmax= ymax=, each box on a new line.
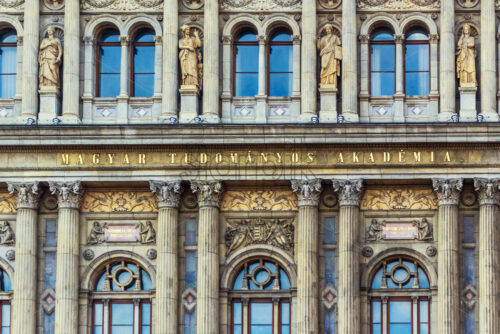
xmin=38 ymin=87 xmax=60 ymax=124
xmin=319 ymin=85 xmax=337 ymax=122
xmin=459 ymin=86 xmax=477 ymax=122
xmin=179 ymin=86 xmax=199 ymax=123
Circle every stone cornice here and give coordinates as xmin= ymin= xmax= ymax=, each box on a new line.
xmin=149 ymin=180 xmax=183 ymax=208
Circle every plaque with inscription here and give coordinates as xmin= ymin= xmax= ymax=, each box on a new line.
xmin=381 ymin=222 xmax=418 ymax=240
xmin=104 ymin=225 xmax=140 ymax=242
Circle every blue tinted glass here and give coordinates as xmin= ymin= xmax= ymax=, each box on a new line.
xmin=405 ymin=44 xmax=429 ymax=71
xmin=185 ymin=251 xmax=197 ymax=288
xmin=98 ymin=74 xmax=120 ymax=97
xmin=135 ymin=30 xmax=154 ymax=43
xmin=250 ymin=303 xmax=272 ymax=333
xmin=406 ymin=72 xmax=429 ymax=96
xmin=2 ymin=305 xmax=10 ymax=326
xmin=111 ymin=326 xmax=132 ymax=334
xmin=0 ymin=271 xmax=11 ymax=292
xmin=235 ymin=45 xmax=259 ymax=72
xmin=419 ymin=301 xmax=428 ymax=323
xmin=324 ymin=250 xmax=336 ymax=286
xmin=393 ymin=268 xmax=407 ymax=281
xmin=463 ymin=216 xmax=475 ymax=243
xmin=237 ymin=31 xmax=257 ymax=42
xmin=100 ymin=29 xmax=120 ymax=43
xmin=464 ymin=308 xmax=475 ymax=334
xmin=133 ymin=74 xmax=154 ymax=97
xmin=264 ymin=261 xmax=276 ymax=273
xmin=235 ymin=73 xmax=258 ymax=96
xmin=99 ymin=46 xmax=121 ymax=73
xmin=233 ymin=303 xmax=242 ymax=324
xmin=372 ymin=29 xmax=394 ymax=41
xmin=141 ymin=269 xmax=152 ymax=290
xmin=185 ymin=219 xmax=197 ymax=246
xmin=418 ymin=267 xmax=430 ymax=288
xmin=184 ymin=310 xmax=196 ymax=334
xmin=325 ymin=309 xmax=335 ymax=334
xmin=44 ymin=313 xmax=55 ymax=334
xmin=0 ymin=73 xmax=16 ymax=98
xmin=269 ymin=45 xmax=292 ymax=72
xmin=372 ymin=324 xmax=381 ymax=334
xmin=271 ymin=31 xmax=292 ymax=42
xmin=389 ymin=301 xmax=411 ymax=322
xmin=94 ymin=304 xmax=103 ymax=325
xmin=372 ymin=301 xmax=381 ymax=322
xmin=142 ymin=303 xmax=151 ymax=324
xmin=134 ymin=46 xmax=155 ymax=73
xmin=279 ymin=268 xmax=290 ymax=290
xmin=324 ymin=218 xmax=336 ymax=244
xmin=0 ymin=45 xmax=17 ymax=98
xmin=141 ymin=326 xmax=150 ymax=334
xmin=281 ymin=303 xmax=289 ymax=324
xmin=0 ymin=31 xmax=16 ymax=43
xmin=371 ymin=268 xmax=383 ymax=289
xmin=44 ymin=252 xmax=56 ymax=288
xmin=371 ymin=44 xmax=395 ymax=71
xmin=371 ymin=72 xmax=395 ymax=96
xmin=464 ymin=249 xmax=475 ymax=285
xmin=269 ymin=73 xmax=292 ymax=96
xmin=389 ymin=324 xmax=411 ymax=334
xmin=111 ymin=303 xmax=133 ymax=325
xmin=406 ymin=29 xmax=428 ymax=41
xmin=233 ymin=269 xmax=244 ymax=290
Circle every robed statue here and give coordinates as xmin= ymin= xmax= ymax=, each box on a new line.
xmin=456 ymin=23 xmax=477 ymax=87
xmin=179 ymin=25 xmax=202 ymax=89
xmin=38 ymin=26 xmax=62 ymax=89
xmin=317 ymin=24 xmax=342 ymax=88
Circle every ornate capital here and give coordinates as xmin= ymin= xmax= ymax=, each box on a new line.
xmin=359 ymin=34 xmax=370 ymax=43
xmin=429 ymin=33 xmax=439 ymax=43
xmin=258 ymin=35 xmax=267 ymax=45
xmin=149 ymin=180 xmax=183 ymax=208
xmin=119 ymin=35 xmax=129 ymax=46
xmin=291 ymin=179 xmax=322 ymax=206
xmin=432 ymin=179 xmax=463 ymax=206
xmin=331 ymin=179 xmax=364 ymax=206
xmin=7 ymin=182 xmax=40 ymax=209
xmin=222 ymin=35 xmax=232 ymax=44
xmin=154 ymin=35 xmax=162 ymax=44
xmin=394 ymin=34 xmax=404 ymax=43
xmin=190 ymin=181 xmax=223 ymax=207
xmin=474 ymin=178 xmax=500 ymax=206
xmin=49 ymin=181 xmax=84 ymax=209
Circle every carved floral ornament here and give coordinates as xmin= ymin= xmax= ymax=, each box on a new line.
xmin=149 ymin=180 xmax=183 ymax=207
xmin=432 ymin=178 xmax=463 ymax=205
xmin=49 ymin=181 xmax=83 ymax=209
xmin=356 ymin=0 xmax=440 ymax=9
xmin=291 ymin=179 xmax=322 ymax=206
xmin=221 ymin=190 xmax=297 ymax=211
xmin=0 ymin=0 xmax=24 ymax=8
xmin=81 ymin=191 xmax=158 ymax=213
xmin=81 ymin=0 xmax=163 ymax=10
xmin=221 ymin=0 xmax=301 ymax=10
xmin=7 ymin=182 xmax=40 ymax=209
xmin=0 ymin=194 xmax=16 ymax=214
xmin=190 ymin=181 xmax=223 ymax=206
xmin=361 ymin=187 xmax=438 ymax=210
xmin=331 ymin=179 xmax=364 ymax=206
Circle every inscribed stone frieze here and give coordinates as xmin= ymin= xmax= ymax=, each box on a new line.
xmin=361 ymin=187 xmax=438 ymax=210
xmin=81 ymin=191 xmax=158 ymax=213
xmin=221 ymin=190 xmax=297 ymax=211
xmin=0 ymin=194 xmax=16 ymax=214
xmin=357 ymin=0 xmax=439 ymax=9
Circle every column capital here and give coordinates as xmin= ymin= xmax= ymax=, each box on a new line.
xmin=7 ymin=182 xmax=40 ymax=209
xmin=190 ymin=181 xmax=223 ymax=207
xmin=119 ymin=35 xmax=129 ymax=46
xmin=393 ymin=34 xmax=404 ymax=43
xmin=432 ymin=178 xmax=463 ymax=206
xmin=291 ymin=179 xmax=322 ymax=207
xmin=49 ymin=181 xmax=84 ymax=209
xmin=154 ymin=35 xmax=162 ymax=45
xmin=474 ymin=178 xmax=500 ymax=206
xmin=331 ymin=179 xmax=364 ymax=206
xmin=149 ymin=180 xmax=183 ymax=208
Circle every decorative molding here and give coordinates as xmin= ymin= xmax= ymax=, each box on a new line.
xmin=331 ymin=179 xmax=364 ymax=206
xmin=5 ymin=249 xmax=14 ymax=261
xmin=225 ymin=218 xmax=294 ymax=255
xmin=291 ymin=179 xmax=322 ymax=207
xmin=0 ymin=193 xmax=16 ymax=213
xmin=0 ymin=0 xmax=24 ymax=9
xmin=82 ymin=249 xmax=95 ymax=261
xmin=0 ymin=221 xmax=14 ymax=245
xmin=366 ymin=218 xmax=433 ymax=241
xmin=221 ymin=190 xmax=297 ymax=211
xmin=182 ymin=0 xmax=203 ymax=9
xmin=432 ymin=178 xmax=463 ymax=206
xmin=362 ymin=246 xmax=374 ymax=257
xmin=7 ymin=182 xmax=40 ymax=209
xmin=357 ymin=0 xmax=439 ymax=9
xmin=221 ymin=0 xmax=301 ymax=10
xmin=319 ymin=0 xmax=341 ymax=9
xmin=43 ymin=0 xmax=64 ymax=10
xmin=322 ymin=284 xmax=337 ymax=310
xmin=426 ymin=245 xmax=437 ymax=257
xmin=149 ymin=180 xmax=183 ymax=208
xmin=361 ymin=187 xmax=438 ymax=210
xmin=474 ymin=178 xmax=500 ymax=206
xmin=190 ymin=181 xmax=223 ymax=207
xmin=457 ymin=0 xmax=478 ymax=8
xmin=146 ymin=249 xmax=157 ymax=260
xmin=81 ymin=0 xmax=163 ymax=10
xmin=49 ymin=181 xmax=83 ymax=209
xmin=81 ymin=191 xmax=158 ymax=213
xmin=40 ymin=287 xmax=56 ymax=314
xmin=182 ymin=286 xmax=197 ymax=313
xmin=462 ymin=284 xmax=477 ymax=309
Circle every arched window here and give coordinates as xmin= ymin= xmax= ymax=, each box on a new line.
xmin=370 ymin=257 xmax=430 ymax=334
xmin=404 ymin=28 xmax=430 ymax=96
xmin=370 ymin=28 xmax=395 ymax=96
xmin=96 ymin=28 xmax=121 ymax=98
xmin=92 ymin=260 xmax=153 ymax=334
xmin=0 ymin=269 xmax=12 ymax=333
xmin=268 ymin=29 xmax=293 ymax=97
xmin=0 ymin=29 xmax=17 ymax=98
xmin=234 ymin=30 xmax=258 ymax=97
xmin=231 ymin=258 xmax=291 ymax=334
xmin=131 ymin=29 xmax=155 ymax=97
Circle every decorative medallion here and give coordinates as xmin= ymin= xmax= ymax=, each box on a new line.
xmin=361 ymin=187 xmax=438 ymax=210
xmin=426 ymin=246 xmax=437 ymax=257
xmin=319 ymin=0 xmax=341 ymax=9
xmin=362 ymin=246 xmax=374 ymax=258
xmin=82 ymin=249 xmax=95 ymax=261
xmin=462 ymin=284 xmax=477 ymax=309
xmin=43 ymin=0 xmax=64 ymax=10
xmin=322 ymin=284 xmax=337 ymax=310
xmin=221 ymin=190 xmax=297 ymax=211
xmin=41 ymin=287 xmax=56 ymax=314
xmin=225 ymin=218 xmax=294 ymax=255
xmin=41 ymin=194 xmax=58 ymax=211
xmin=146 ymin=249 xmax=157 ymax=260
xmin=460 ymin=190 xmax=477 ymax=207
xmin=357 ymin=0 xmax=439 ymax=9
xmin=0 ymin=193 xmax=16 ymax=214
xmin=182 ymin=286 xmax=197 ymax=313
xmin=182 ymin=193 xmax=198 ymax=209
xmin=321 ymin=191 xmax=338 ymax=208
xmin=182 ymin=0 xmax=203 ymax=9
xmin=81 ymin=191 xmax=158 ymax=213
xmin=5 ymin=250 xmax=14 ymax=261
xmin=457 ymin=0 xmax=478 ymax=8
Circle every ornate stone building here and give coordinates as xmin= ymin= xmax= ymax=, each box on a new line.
xmin=0 ymin=0 xmax=499 ymax=333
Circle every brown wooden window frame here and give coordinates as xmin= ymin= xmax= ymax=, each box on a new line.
xmin=129 ymin=28 xmax=155 ymax=98
xmin=403 ymin=29 xmax=431 ymax=96
xmin=232 ymin=29 xmax=259 ymax=97
xmin=369 ymin=29 xmax=396 ymax=97
xmin=267 ymin=28 xmax=293 ymax=97
xmin=92 ymin=299 xmax=152 ymax=334
xmin=370 ymin=296 xmax=430 ymax=334
xmin=230 ymin=298 xmax=291 ymax=334
xmin=95 ymin=28 xmax=121 ymax=98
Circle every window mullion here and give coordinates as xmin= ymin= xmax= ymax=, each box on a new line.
xmin=273 ymin=298 xmax=279 ymax=334
xmin=382 ymin=297 xmax=388 ymax=334
xmin=103 ymin=300 xmax=110 ymax=334
xmin=412 ymin=297 xmax=418 ymax=334
xmin=134 ymin=299 xmax=140 ymax=334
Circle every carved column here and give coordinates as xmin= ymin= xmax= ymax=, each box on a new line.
xmin=432 ymin=179 xmax=463 ymax=334
xmin=50 ymin=182 xmax=84 ymax=334
xmin=191 ymin=181 xmax=223 ymax=334
xmin=341 ymin=0 xmax=358 ymax=122
xmin=150 ymin=181 xmax=183 ymax=334
xmin=162 ymin=0 xmax=178 ymax=120
xmin=8 ymin=183 xmax=40 ymax=334
xmin=202 ymin=0 xmax=220 ymax=123
xmin=474 ymin=179 xmax=500 ymax=334
xmin=291 ymin=179 xmax=322 ymax=333
xmin=61 ymin=0 xmax=80 ymax=123
xmin=481 ymin=0 xmax=498 ymax=121
xmin=332 ymin=179 xmax=364 ymax=334
xmin=394 ymin=34 xmax=405 ymax=122
xmin=21 ymin=0 xmax=39 ymax=121
xmin=438 ymin=0 xmax=456 ymax=121
xmin=256 ymin=35 xmax=267 ymax=123
xmin=300 ymin=0 xmax=317 ymax=121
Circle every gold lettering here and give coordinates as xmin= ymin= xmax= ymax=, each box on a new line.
xmin=444 ymin=151 xmax=451 ymax=162
xmin=398 ymin=150 xmax=405 ymax=163
xmin=215 ymin=153 xmax=222 ymax=164
xmin=368 ymin=152 xmax=375 ymax=163
xmin=430 ymin=151 xmax=434 ymax=162
xmin=168 ymin=153 xmax=176 ymax=164
xmin=123 ymin=154 xmax=130 ymax=164
xmin=184 ymin=153 xmax=190 ymax=164
xmin=61 ymin=154 xmax=69 ymax=165
xmin=138 ymin=154 xmax=146 ymax=164
xmin=200 ymin=153 xmax=208 ymax=164
xmin=276 ymin=153 xmax=282 ymax=164
xmin=291 ymin=153 xmax=299 ymax=163
xmin=77 ymin=154 xmax=84 ymax=165
xmin=413 ymin=152 xmax=421 ymax=162
xmin=260 ymin=153 xmax=268 ymax=163
xmin=92 ymin=153 xmax=100 ymax=164
xmin=352 ymin=152 xmax=360 ymax=163
xmin=337 ymin=153 xmax=344 ymax=163
xmin=230 ymin=153 xmax=238 ymax=163
xmin=307 ymin=152 xmax=315 ymax=163
xmin=383 ymin=152 xmax=391 ymax=162
xmin=246 ymin=151 xmax=253 ymax=164
xmin=107 ymin=153 xmax=115 ymax=164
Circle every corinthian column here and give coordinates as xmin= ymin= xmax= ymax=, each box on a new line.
xmin=438 ymin=0 xmax=456 ymax=121
xmin=7 ymin=182 xmax=40 ymax=334
xmin=474 ymin=179 xmax=500 ymax=333
xmin=291 ymin=179 xmax=322 ymax=332
xmin=300 ymin=0 xmax=317 ymax=121
xmin=150 ymin=181 xmax=183 ymax=334
xmin=191 ymin=181 xmax=223 ymax=334
xmin=21 ymin=0 xmax=39 ymax=121
xmin=480 ymin=0 xmax=498 ymax=121
xmin=341 ymin=0 xmax=358 ymax=122
xmin=332 ymin=179 xmax=363 ymax=334
xmin=202 ymin=0 xmax=220 ymax=123
xmin=161 ymin=0 xmax=179 ymax=120
xmin=432 ymin=178 xmax=463 ymax=334
xmin=49 ymin=182 xmax=84 ymax=334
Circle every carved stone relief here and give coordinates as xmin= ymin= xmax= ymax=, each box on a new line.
xmin=0 ymin=193 xmax=17 ymax=213
xmin=0 ymin=221 xmax=14 ymax=245
xmin=43 ymin=0 xmax=64 ymax=10
xmin=221 ymin=0 xmax=301 ymax=11
xmin=182 ymin=0 xmax=203 ymax=9
xmin=225 ymin=218 xmax=294 ymax=255
xmin=81 ymin=0 xmax=163 ymax=10
xmin=81 ymin=191 xmax=158 ymax=213
xmin=457 ymin=0 xmax=478 ymax=8
xmin=319 ymin=0 xmax=341 ymax=9
xmin=87 ymin=221 xmax=156 ymax=244
xmin=361 ymin=187 xmax=438 ymax=210
xmin=366 ymin=218 xmax=433 ymax=241
xmin=0 ymin=0 xmax=24 ymax=9
xmin=357 ymin=0 xmax=439 ymax=9
xmin=221 ymin=190 xmax=297 ymax=211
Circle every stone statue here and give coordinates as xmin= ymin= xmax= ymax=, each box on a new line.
xmin=179 ymin=25 xmax=202 ymax=89
xmin=457 ymin=23 xmax=477 ymax=87
xmin=38 ymin=26 xmax=62 ymax=89
xmin=415 ymin=218 xmax=433 ymax=241
xmin=87 ymin=221 xmax=107 ymax=244
xmin=138 ymin=221 xmax=156 ymax=244
xmin=366 ymin=219 xmax=383 ymax=241
xmin=317 ymin=24 xmax=342 ymax=88
xmin=0 ymin=221 xmax=14 ymax=245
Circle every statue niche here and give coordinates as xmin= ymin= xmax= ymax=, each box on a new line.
xmin=38 ymin=26 xmax=62 ymax=90
xmin=179 ymin=25 xmax=202 ymax=90
xmin=457 ymin=23 xmax=477 ymax=88
xmin=317 ymin=24 xmax=342 ymax=89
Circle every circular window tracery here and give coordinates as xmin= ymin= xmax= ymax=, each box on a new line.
xmin=371 ymin=257 xmax=430 ymax=290
xmin=232 ymin=258 xmax=291 ymax=291
xmin=95 ymin=260 xmax=152 ymax=292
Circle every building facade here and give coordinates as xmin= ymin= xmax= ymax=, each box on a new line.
xmin=0 ymin=0 xmax=499 ymax=333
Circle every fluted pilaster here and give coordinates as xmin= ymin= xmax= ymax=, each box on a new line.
xmin=432 ymin=178 xmax=462 ymax=334
xmin=300 ymin=0 xmax=317 ymax=119
xmin=202 ymin=0 xmax=220 ymax=122
xmin=341 ymin=0 xmax=358 ymax=121
xmin=474 ymin=178 xmax=500 ymax=334
xmin=150 ymin=181 xmax=183 ymax=334
xmin=332 ymin=179 xmax=363 ymax=334
xmin=480 ymin=0 xmax=498 ymax=120
xmin=161 ymin=0 xmax=179 ymax=119
xmin=191 ymin=181 xmax=223 ymax=334
xmin=438 ymin=0 xmax=455 ymax=120
xmin=50 ymin=182 xmax=83 ymax=334
xmin=291 ymin=179 xmax=322 ymax=333
xmin=8 ymin=182 xmax=40 ymax=334
xmin=21 ymin=0 xmax=39 ymax=119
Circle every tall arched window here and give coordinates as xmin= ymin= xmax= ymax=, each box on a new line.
xmin=404 ymin=28 xmax=430 ymax=96
xmin=0 ymin=29 xmax=17 ymax=98
xmin=234 ymin=30 xmax=258 ymax=97
xmin=370 ymin=29 xmax=395 ymax=96
xmin=370 ymin=257 xmax=430 ymax=334
xmin=92 ymin=260 xmax=153 ymax=334
xmin=131 ymin=29 xmax=155 ymax=97
xmin=96 ymin=28 xmax=121 ymax=98
xmin=231 ymin=258 xmax=291 ymax=334
xmin=268 ymin=29 xmax=292 ymax=97
xmin=0 ymin=269 xmax=12 ymax=333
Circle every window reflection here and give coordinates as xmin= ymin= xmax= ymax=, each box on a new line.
xmin=268 ymin=29 xmax=293 ymax=97
xmin=234 ymin=30 xmax=258 ymax=97
xmin=97 ymin=28 xmax=121 ymax=97
xmin=370 ymin=28 xmax=395 ymax=96
xmin=405 ymin=28 xmax=429 ymax=96
xmin=0 ymin=29 xmax=17 ymax=98
xmin=132 ymin=29 xmax=155 ymax=97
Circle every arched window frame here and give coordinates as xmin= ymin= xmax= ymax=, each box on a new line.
xmin=369 ymin=28 xmax=396 ymax=97
xmin=0 ymin=29 xmax=17 ymax=99
xmin=232 ymin=29 xmax=259 ymax=97
xmin=403 ymin=27 xmax=430 ymax=97
xmin=95 ymin=28 xmax=121 ymax=98
xmin=130 ymin=28 xmax=155 ymax=98
xmin=0 ymin=268 xmax=12 ymax=333
xmin=267 ymin=28 xmax=293 ymax=97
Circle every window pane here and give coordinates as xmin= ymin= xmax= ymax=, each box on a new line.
xmin=371 ymin=72 xmax=395 ymax=96
xmin=44 ymin=312 xmax=55 ymax=334
xmin=389 ymin=324 xmax=411 ymax=333
xmin=464 ymin=248 xmax=475 ymax=285
xmin=100 ymin=30 xmax=119 ymax=43
xmin=142 ymin=303 xmax=151 ymax=325
xmin=389 ymin=301 xmax=411 ymax=322
xmin=405 ymin=44 xmax=429 ymax=71
xmin=250 ymin=302 xmax=272 ymax=324
xmin=2 ymin=305 xmax=9 ymax=326
xmin=98 ymin=74 xmax=120 ymax=97
xmin=0 ymin=31 xmax=16 ymax=43
xmin=233 ymin=302 xmax=242 ymax=324
xmin=269 ymin=73 xmax=292 ymax=97
xmin=141 ymin=326 xmax=150 ymax=334
xmin=419 ymin=300 xmax=428 ymax=323
xmin=324 ymin=249 xmax=336 ymax=286
xmin=269 ymin=45 xmax=292 ymax=72
xmin=406 ymin=29 xmax=428 ymax=41
xmin=94 ymin=304 xmax=103 ymax=325
xmin=371 ymin=269 xmax=383 ymax=289
xmin=185 ymin=219 xmax=197 ymax=246
xmin=43 ymin=252 xmax=56 ymax=289
xmin=324 ymin=218 xmax=336 ymax=244
xmin=134 ymin=46 xmax=155 ymax=73
xmin=271 ymin=31 xmax=292 ymax=42
xmin=99 ymin=46 xmax=121 ymax=73
xmin=135 ymin=30 xmax=154 ymax=43
xmin=235 ymin=73 xmax=258 ymax=97
xmin=372 ymin=301 xmax=381 ymax=323
xmin=0 ymin=44 xmax=16 ymax=98
xmin=185 ymin=251 xmax=197 ymax=288
xmin=371 ymin=44 xmax=395 ymax=71
xmin=372 ymin=324 xmax=381 ymax=334
xmin=111 ymin=326 xmax=133 ymax=334
xmin=45 ymin=220 xmax=57 ymax=246
xmin=235 ymin=45 xmax=258 ymax=72
xmin=2 ymin=328 xmax=9 ymax=334
xmin=405 ymin=72 xmax=429 ymax=96
xmin=0 ymin=74 xmax=16 ymax=98
xmin=372 ymin=29 xmax=394 ymax=41
xmin=233 ymin=269 xmax=244 ymax=290
xmin=325 ymin=309 xmax=335 ymax=334
xmin=237 ymin=31 xmax=257 ymax=42
xmin=279 ymin=268 xmax=290 ymax=290
xmin=281 ymin=302 xmax=289 ymax=324
xmin=141 ymin=269 xmax=152 ymax=291
xmin=185 ymin=310 xmax=196 ymax=334
xmin=463 ymin=216 xmax=475 ymax=243
xmin=111 ymin=303 xmax=133 ymax=325
xmin=133 ymin=74 xmax=154 ymax=97
xmin=418 ymin=267 xmax=430 ymax=288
